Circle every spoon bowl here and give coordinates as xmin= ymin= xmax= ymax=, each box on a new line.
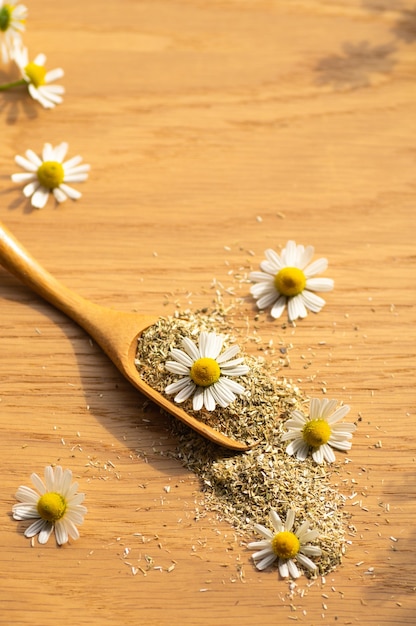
xmin=0 ymin=221 xmax=250 ymax=451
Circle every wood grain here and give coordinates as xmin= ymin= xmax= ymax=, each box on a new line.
xmin=1 ymin=1 xmax=415 ymax=624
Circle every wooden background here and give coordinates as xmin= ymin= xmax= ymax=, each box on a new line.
xmin=1 ymin=1 xmax=415 ymax=624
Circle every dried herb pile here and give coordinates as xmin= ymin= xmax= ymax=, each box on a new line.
xmin=135 ymin=309 xmax=349 ymax=576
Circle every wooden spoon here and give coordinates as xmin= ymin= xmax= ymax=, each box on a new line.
xmin=0 ymin=221 xmax=250 ymax=451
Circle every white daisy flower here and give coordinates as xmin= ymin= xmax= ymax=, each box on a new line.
xmin=0 ymin=1 xmax=27 ymax=64
xmin=248 ymin=509 xmax=322 ymax=579
xmin=13 ymin=45 xmax=64 ymax=108
xmin=249 ymin=240 xmax=334 ymax=321
xmin=282 ymin=397 xmax=356 ymax=464
xmin=11 ymin=142 xmax=90 ymax=209
xmin=165 ymin=331 xmax=249 ymax=411
xmin=12 ymin=465 xmax=87 ymax=545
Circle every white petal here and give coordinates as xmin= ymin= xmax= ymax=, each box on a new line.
xmin=298 ymin=529 xmax=320 ymax=544
xmin=300 ymin=544 xmax=321 ymax=557
xmin=203 ymin=387 xmax=216 ymax=411
xmin=28 ymin=84 xmax=55 ymax=109
xmin=216 ymin=344 xmax=239 ymax=363
xmin=22 ymin=180 xmax=40 ymax=198
xmin=284 ymin=509 xmax=295 ymax=532
xmin=270 ymin=295 xmax=287 ymax=319
xmin=283 ymin=240 xmax=297 ymax=266
xmin=59 ymin=468 xmax=73 ymax=497
xmin=264 ymin=248 xmax=283 ymax=270
xmin=329 ymin=439 xmax=352 ymax=451
xmin=319 ymin=399 xmax=338 ymax=419
xmin=11 ymin=172 xmax=36 ymax=183
xmin=64 ymin=165 xmax=90 ymax=177
xmin=287 ymin=295 xmax=307 ymax=321
xmin=250 ymin=282 xmax=275 ymax=299
xmin=45 ymin=67 xmax=64 ymax=83
xmin=327 ymin=404 xmax=351 ymax=424
xmin=289 ymin=409 xmax=309 ymax=425
xmin=249 ymin=271 xmax=274 ymax=283
xmin=286 ymin=558 xmax=300 ymax=579
xmin=295 ymin=520 xmax=310 ymax=540
xmin=54 ymin=520 xmax=69 ymax=545
xmin=252 ymin=523 xmax=274 ymax=540
xmin=58 ymin=183 xmax=81 ymax=200
xmin=169 ymin=348 xmax=194 ymax=367
xmin=38 ymin=86 xmax=63 ymax=105
xmin=38 ymin=523 xmax=54 ymax=544
xmin=24 ymin=518 xmax=47 ymax=538
xmin=52 ymin=187 xmax=68 ymax=203
xmin=181 ymin=337 xmax=200 ymax=360
xmin=12 ymin=504 xmax=39 ymax=520
xmin=309 ymin=398 xmax=322 ymax=419
xmin=256 ymin=290 xmax=279 ymax=310
xmin=33 ymin=53 xmax=46 ymax=66
xmin=192 ymin=386 xmax=204 ymax=411
xmin=297 ymin=245 xmax=315 ymax=269
xmin=53 ymin=142 xmax=68 ymax=162
xmin=64 ymin=518 xmax=81 ymax=541
xmin=304 ymin=257 xmax=328 ymax=277
xmin=301 ymin=290 xmax=326 ymax=313
xmin=296 ymin=553 xmax=318 ymax=572
xmin=281 ymin=430 xmax=300 ymax=442
xmin=165 ymin=377 xmax=192 ymax=395
xmin=45 ymin=465 xmax=57 ymax=490
xmin=62 ymin=155 xmax=83 ymax=169
xmin=14 ymin=485 xmax=40 ymax=504
xmin=269 ymin=510 xmax=284 ymax=533
xmin=312 ymin=446 xmax=325 ymax=464
xmin=254 ymin=552 xmax=277 ymax=571
xmin=331 ymin=422 xmax=356 ymax=434
xmin=219 ymin=378 xmax=246 ymax=395
xmin=286 ymin=439 xmax=309 ymax=461
xmin=277 ymin=559 xmax=289 ymax=578
xmin=31 ymin=187 xmax=49 ymax=209
xmin=211 ymin=380 xmax=235 ymax=407
xmin=260 ymin=260 xmax=279 ymax=275
xmin=203 ymin=332 xmax=223 ymax=359
xmin=30 ymin=472 xmax=46 ymax=494
xmin=174 ymin=382 xmax=196 ymax=404
xmin=42 ymin=143 xmax=54 ymax=161
xmin=42 ymin=84 xmax=65 ymax=95
xmin=165 ymin=360 xmax=191 ymax=375
xmin=15 ymin=154 xmax=39 ymax=171
xmin=220 ymin=363 xmax=249 ymax=377
xmin=305 ymin=277 xmax=334 ymax=292
xmin=321 ymin=444 xmax=336 ymax=463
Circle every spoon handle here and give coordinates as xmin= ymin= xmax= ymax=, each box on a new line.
xmin=0 ymin=221 xmax=99 ymax=329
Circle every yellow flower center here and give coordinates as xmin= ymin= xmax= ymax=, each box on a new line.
xmin=0 ymin=5 xmax=12 ymax=31
xmin=37 ymin=492 xmax=67 ymax=523
xmin=24 ymin=62 xmax=47 ymax=88
xmin=274 ymin=267 xmax=306 ymax=297
xmin=37 ymin=161 xmax=65 ymax=189
xmin=190 ymin=357 xmax=221 ymax=387
xmin=302 ymin=419 xmax=331 ymax=447
xmin=271 ymin=531 xmax=300 ymax=560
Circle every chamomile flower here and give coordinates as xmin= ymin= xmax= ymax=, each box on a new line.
xmin=12 ymin=465 xmax=87 ymax=545
xmin=248 ymin=509 xmax=322 ymax=579
xmin=249 ymin=240 xmax=334 ymax=321
xmin=12 ymin=142 xmax=90 ymax=209
xmin=282 ymin=398 xmax=356 ymax=464
xmin=13 ymin=45 xmax=64 ymax=108
xmin=0 ymin=1 xmax=27 ymax=64
xmin=165 ymin=331 xmax=249 ymax=411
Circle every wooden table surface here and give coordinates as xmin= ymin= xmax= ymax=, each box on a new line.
xmin=1 ymin=1 xmax=415 ymax=624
